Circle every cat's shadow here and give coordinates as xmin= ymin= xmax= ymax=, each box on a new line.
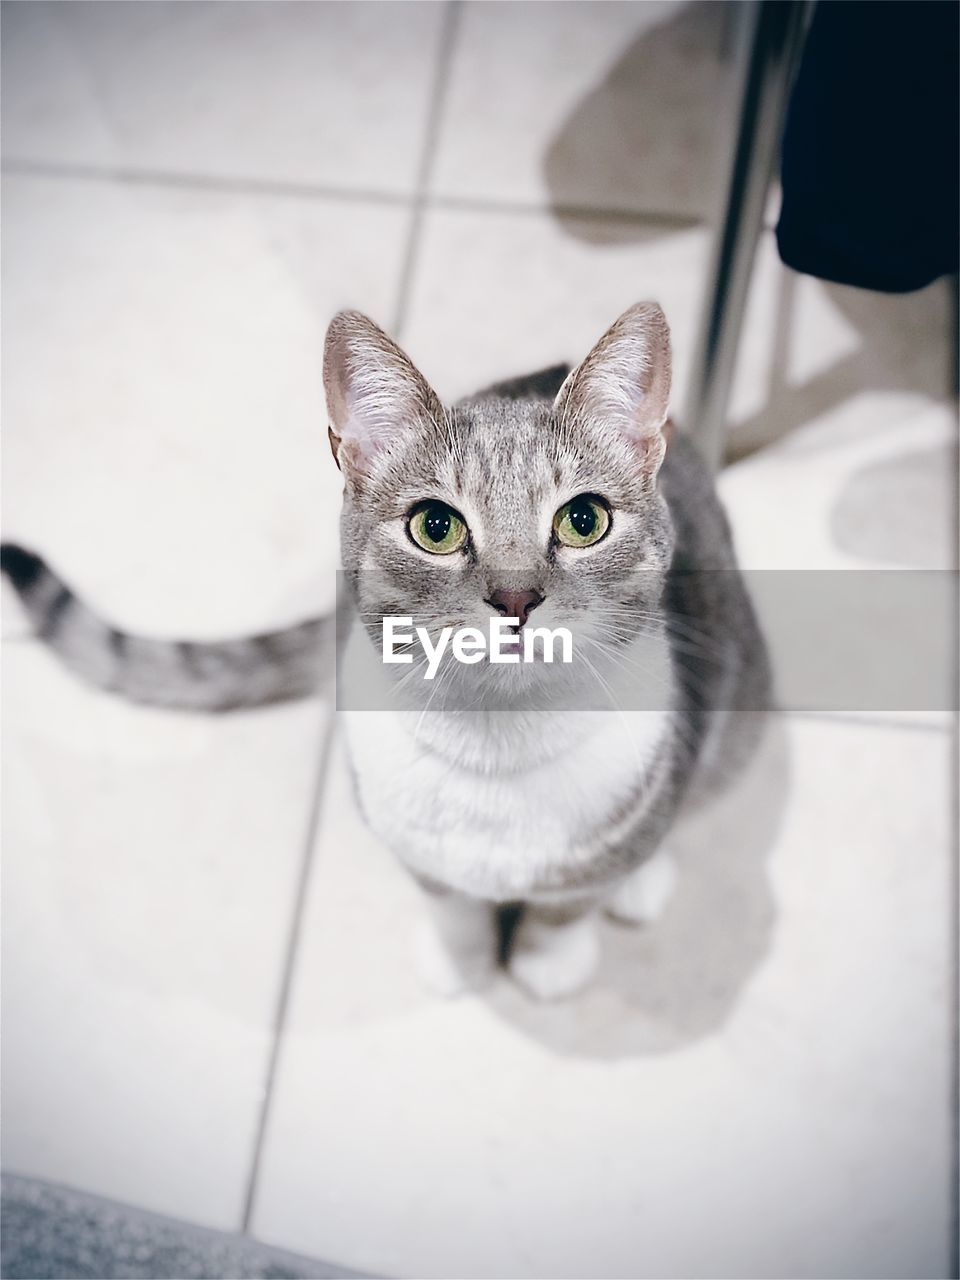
xmin=483 ymin=713 xmax=790 ymax=1059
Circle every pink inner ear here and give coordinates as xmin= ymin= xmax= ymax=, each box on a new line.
xmin=332 ymin=356 xmax=411 ymax=459
xmin=633 ymin=426 xmax=667 ymax=475
xmin=342 ymin=386 xmax=393 ymax=456
xmin=323 ymin=310 xmax=442 ymax=474
xmin=554 ymin=304 xmax=672 ymax=469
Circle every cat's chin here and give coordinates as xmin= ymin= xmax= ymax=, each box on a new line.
xmin=442 ymin=668 xmax=600 ymax=716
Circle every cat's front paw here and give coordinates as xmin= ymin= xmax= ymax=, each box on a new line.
xmin=508 ymin=914 xmax=599 ymax=1000
xmin=605 ymin=848 xmax=678 ymax=925
xmin=414 ymin=920 xmax=494 ymax=998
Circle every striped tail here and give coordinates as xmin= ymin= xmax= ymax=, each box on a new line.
xmin=1 ymin=543 xmax=332 ymax=711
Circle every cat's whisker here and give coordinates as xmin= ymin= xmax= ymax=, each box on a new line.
xmin=581 ymin=634 xmax=674 ymax=699
xmin=577 ymin=649 xmax=647 ymax=780
xmin=589 ymin=615 xmax=727 ymax=666
xmin=586 ymin=605 xmax=725 ymax=655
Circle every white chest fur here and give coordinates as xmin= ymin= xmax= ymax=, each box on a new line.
xmin=342 ymin=700 xmax=670 ymax=901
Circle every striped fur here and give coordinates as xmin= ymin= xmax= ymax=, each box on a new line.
xmin=1 ymin=544 xmax=331 ymax=710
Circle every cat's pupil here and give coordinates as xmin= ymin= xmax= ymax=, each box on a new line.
xmin=424 ymin=506 xmax=451 ymax=543
xmin=569 ymin=501 xmax=596 ymax=538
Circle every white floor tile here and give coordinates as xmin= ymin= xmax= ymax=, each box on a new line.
xmin=401 ymin=207 xmax=712 ymax=402
xmin=431 ymin=1 xmax=735 ymax=220
xmin=2 ymin=175 xmax=405 ymax=636
xmin=1 ymin=1 xmax=444 ymax=195
xmin=719 ymin=399 xmax=957 ymax=729
xmin=720 ymin=396 xmax=957 ymax=572
xmin=2 ymin=640 xmax=330 ymax=1229
xmin=251 ymin=717 xmax=952 ymax=1279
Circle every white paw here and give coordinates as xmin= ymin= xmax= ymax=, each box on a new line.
xmin=414 ymin=920 xmax=494 ymax=998
xmin=605 ymin=849 xmax=678 ymax=925
xmin=508 ymin=917 xmax=600 ymax=1001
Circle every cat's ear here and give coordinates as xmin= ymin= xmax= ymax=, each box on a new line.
xmin=323 ymin=311 xmax=442 ymax=484
xmin=554 ymin=302 xmax=672 ymax=477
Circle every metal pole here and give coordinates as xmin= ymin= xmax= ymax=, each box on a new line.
xmin=686 ymin=0 xmax=810 ymax=472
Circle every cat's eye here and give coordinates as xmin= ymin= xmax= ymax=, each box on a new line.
xmin=408 ymin=501 xmax=468 ymax=555
xmin=553 ymin=494 xmax=611 ymax=548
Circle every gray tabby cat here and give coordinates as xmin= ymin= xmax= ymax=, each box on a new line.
xmin=2 ymin=303 xmax=768 ymax=999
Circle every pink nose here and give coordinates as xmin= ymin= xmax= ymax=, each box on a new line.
xmin=487 ymin=588 xmax=543 ymax=626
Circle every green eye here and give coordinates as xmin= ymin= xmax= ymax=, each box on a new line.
xmin=553 ymin=494 xmax=611 ymax=548
xmin=408 ymin=501 xmax=468 ymax=555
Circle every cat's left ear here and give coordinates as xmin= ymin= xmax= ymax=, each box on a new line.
xmin=554 ymin=302 xmax=672 ymax=478
xmin=323 ymin=310 xmax=442 ymax=486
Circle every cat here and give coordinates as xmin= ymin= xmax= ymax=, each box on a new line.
xmin=2 ymin=302 xmax=769 ymax=999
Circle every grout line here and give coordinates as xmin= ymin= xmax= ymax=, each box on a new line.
xmin=1 ymin=154 xmax=704 ymax=233
xmin=239 ymin=703 xmax=339 ymax=1235
xmin=390 ymin=0 xmax=462 ymax=339
xmin=1 ymin=156 xmax=411 ymax=209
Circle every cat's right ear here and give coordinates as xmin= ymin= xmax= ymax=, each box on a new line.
xmin=554 ymin=302 xmax=672 ymax=479
xmin=323 ymin=311 xmax=441 ymax=487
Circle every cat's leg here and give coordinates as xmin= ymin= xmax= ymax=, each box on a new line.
xmin=414 ymin=882 xmax=498 ymax=997
xmin=604 ymin=847 xmax=678 ymax=925
xmin=508 ymin=900 xmax=600 ymax=1000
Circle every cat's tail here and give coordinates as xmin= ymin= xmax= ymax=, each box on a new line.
xmin=1 ymin=543 xmax=332 ymax=710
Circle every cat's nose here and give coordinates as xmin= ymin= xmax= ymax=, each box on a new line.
xmin=486 ymin=588 xmax=543 ymax=626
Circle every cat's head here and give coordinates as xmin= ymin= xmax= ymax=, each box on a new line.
xmin=323 ymin=305 xmax=675 ymax=705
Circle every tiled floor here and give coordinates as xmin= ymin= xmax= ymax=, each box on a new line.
xmin=2 ymin=3 xmax=956 ymax=1278
xmin=252 ymin=718 xmax=953 ymax=1280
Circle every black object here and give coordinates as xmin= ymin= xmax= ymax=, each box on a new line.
xmin=776 ymin=1 xmax=960 ymax=293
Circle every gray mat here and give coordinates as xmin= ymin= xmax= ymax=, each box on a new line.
xmin=1 ymin=1174 xmax=370 ymax=1280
